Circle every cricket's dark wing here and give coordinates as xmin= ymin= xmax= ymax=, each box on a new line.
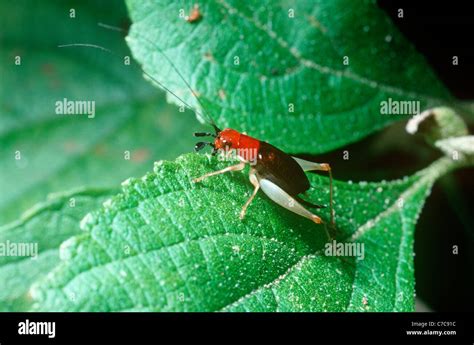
xmin=255 ymin=141 xmax=310 ymax=196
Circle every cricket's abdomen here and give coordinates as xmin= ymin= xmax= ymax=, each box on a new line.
xmin=254 ymin=141 xmax=310 ymax=196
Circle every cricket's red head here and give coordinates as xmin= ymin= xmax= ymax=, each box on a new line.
xmin=213 ymin=128 xmax=240 ymax=150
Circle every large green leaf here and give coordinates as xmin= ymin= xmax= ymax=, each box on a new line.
xmin=126 ymin=0 xmax=452 ymax=154
xmin=0 ymin=188 xmax=115 ymax=311
xmin=0 ymin=0 xmax=203 ymax=225
xmin=30 ymin=154 xmax=456 ymax=311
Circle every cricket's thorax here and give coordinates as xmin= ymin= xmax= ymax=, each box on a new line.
xmin=215 ymin=128 xmax=260 ymax=162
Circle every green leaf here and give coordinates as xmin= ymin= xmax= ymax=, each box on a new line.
xmin=0 ymin=0 xmax=203 ymax=225
xmin=0 ymin=188 xmax=115 ymax=311
xmin=435 ymin=136 xmax=474 ymax=157
xmin=31 ymin=154 xmax=455 ymax=312
xmin=126 ymin=0 xmax=452 ymax=154
xmin=406 ymin=107 xmax=469 ymax=143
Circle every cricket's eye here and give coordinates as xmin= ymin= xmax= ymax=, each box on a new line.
xmin=220 ymin=138 xmax=228 ymax=147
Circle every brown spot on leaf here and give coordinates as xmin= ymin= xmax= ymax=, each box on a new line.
xmin=131 ymin=148 xmax=150 ymax=162
xmin=94 ymin=144 xmax=108 ymax=156
xmin=218 ymin=89 xmax=226 ymax=100
xmin=305 ymin=14 xmax=327 ymax=33
xmin=362 ymin=296 xmax=368 ymax=306
xmin=63 ymin=140 xmax=78 ymax=153
xmin=204 ymin=51 xmax=215 ymax=62
xmin=186 ymin=4 xmax=202 ymax=23
xmin=41 ymin=63 xmax=56 ymax=76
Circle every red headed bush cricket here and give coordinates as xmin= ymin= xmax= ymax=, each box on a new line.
xmin=60 ymin=21 xmax=335 ymax=228
xmin=193 ymin=128 xmax=334 ymax=226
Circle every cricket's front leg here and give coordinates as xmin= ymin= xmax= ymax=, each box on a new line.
xmin=193 ymin=162 xmax=246 ymax=183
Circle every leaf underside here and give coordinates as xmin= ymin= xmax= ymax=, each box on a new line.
xmin=0 ymin=0 xmax=203 ymax=225
xmin=0 ymin=188 xmax=115 ymax=311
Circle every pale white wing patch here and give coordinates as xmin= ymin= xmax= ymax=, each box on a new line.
xmin=259 ymin=178 xmax=322 ymax=224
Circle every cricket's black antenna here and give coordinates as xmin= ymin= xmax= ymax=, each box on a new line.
xmin=97 ymin=22 xmax=219 ymax=130
xmin=58 ymin=43 xmax=204 ymax=121
xmin=194 ymin=141 xmax=213 ymax=152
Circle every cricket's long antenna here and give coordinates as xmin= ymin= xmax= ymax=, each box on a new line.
xmin=58 ymin=43 xmax=204 ymax=120
xmin=97 ymin=22 xmax=219 ymax=130
xmin=328 ymin=169 xmax=335 ymax=227
xmin=97 ymin=22 xmax=124 ymax=32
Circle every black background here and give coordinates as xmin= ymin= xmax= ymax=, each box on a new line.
xmin=379 ymin=0 xmax=474 ymax=313
xmin=0 ymin=312 xmax=472 ymax=345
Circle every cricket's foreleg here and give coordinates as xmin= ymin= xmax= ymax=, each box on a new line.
xmin=193 ymin=162 xmax=245 ymax=183
xmin=240 ymin=170 xmax=260 ymax=220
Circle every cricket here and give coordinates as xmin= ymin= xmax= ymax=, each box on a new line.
xmin=60 ymin=19 xmax=335 ymax=228
xmin=193 ymin=126 xmax=334 ymax=225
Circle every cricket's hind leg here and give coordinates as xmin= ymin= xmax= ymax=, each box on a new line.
xmin=292 ymin=157 xmax=330 ymax=173
xmin=292 ymin=157 xmax=335 ymax=227
xmin=294 ymin=195 xmax=326 ymax=209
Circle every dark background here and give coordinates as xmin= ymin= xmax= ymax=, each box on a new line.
xmin=313 ymin=1 xmax=474 ymax=312
xmin=380 ymin=0 xmax=474 ymax=313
